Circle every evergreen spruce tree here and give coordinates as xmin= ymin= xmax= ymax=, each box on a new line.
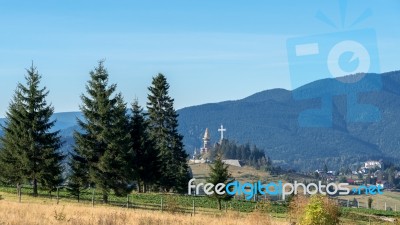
xmin=70 ymin=61 xmax=131 ymax=203
xmin=207 ymin=153 xmax=233 ymax=210
xmin=0 ymin=93 xmax=25 ymax=185
xmin=0 ymin=65 xmax=64 ymax=196
xmin=146 ymin=74 xmax=189 ymax=192
xmin=129 ymin=100 xmax=160 ymax=192
xmin=324 ymin=164 xmax=329 ymax=173
xmin=100 ymin=94 xmax=131 ymax=196
xmin=67 ymin=153 xmax=88 ymax=201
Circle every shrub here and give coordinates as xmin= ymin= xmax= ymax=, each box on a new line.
xmin=368 ymin=197 xmax=373 ymax=209
xmin=288 ymin=195 xmax=308 ymax=222
xmin=299 ymin=195 xmax=340 ymax=225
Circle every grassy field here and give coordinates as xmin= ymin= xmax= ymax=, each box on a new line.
xmin=0 ymin=185 xmax=284 ymax=214
xmin=1 ymin=191 xmax=399 ymax=225
xmin=1 ymin=164 xmax=399 ymax=224
xmin=0 ymin=193 xmax=288 ymax=225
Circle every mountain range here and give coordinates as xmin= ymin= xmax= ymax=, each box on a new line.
xmin=178 ymin=71 xmax=400 ymax=171
xmin=1 ymin=71 xmax=400 ymax=171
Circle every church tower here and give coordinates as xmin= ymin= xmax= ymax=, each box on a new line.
xmin=201 ymin=128 xmax=210 ymax=154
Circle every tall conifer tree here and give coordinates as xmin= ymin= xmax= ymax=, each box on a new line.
xmin=70 ymin=61 xmax=131 ymax=203
xmin=146 ymin=74 xmax=190 ymax=192
xmin=0 ymin=64 xmax=64 ymax=196
xmin=129 ymin=100 xmax=160 ymax=192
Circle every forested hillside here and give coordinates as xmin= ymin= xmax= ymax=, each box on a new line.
xmin=178 ymin=71 xmax=400 ymax=171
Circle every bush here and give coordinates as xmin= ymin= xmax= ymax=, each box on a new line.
xmin=289 ymin=195 xmax=340 ymax=225
xmin=368 ymin=197 xmax=373 ymax=209
xmin=289 ymin=195 xmax=308 ymax=222
xmin=299 ymin=195 xmax=340 ymax=225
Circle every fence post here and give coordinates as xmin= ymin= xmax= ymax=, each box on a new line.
xmin=18 ymin=184 xmax=21 ymax=203
xmin=91 ymin=188 xmax=95 ymax=207
xmin=56 ymin=187 xmax=60 ymax=204
xmin=192 ymin=199 xmax=195 ymax=216
xmin=385 ymin=202 xmax=387 ymax=211
xmin=16 ymin=184 xmax=19 ymax=202
xmin=347 ymin=199 xmax=349 ymax=207
xmin=161 ymin=198 xmax=163 ymax=212
xmin=395 ymin=205 xmax=397 ymax=212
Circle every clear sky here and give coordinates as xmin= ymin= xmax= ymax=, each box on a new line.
xmin=0 ymin=0 xmax=399 ymax=117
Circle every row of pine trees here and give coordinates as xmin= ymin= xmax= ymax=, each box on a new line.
xmin=0 ymin=61 xmax=190 ymax=202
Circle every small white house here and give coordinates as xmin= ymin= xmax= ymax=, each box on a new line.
xmin=189 ymin=158 xmax=210 ymax=164
xmin=222 ymin=159 xmax=242 ymax=167
xmin=364 ymin=160 xmax=382 ymax=169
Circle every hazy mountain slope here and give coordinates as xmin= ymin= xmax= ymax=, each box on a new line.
xmin=177 ymin=71 xmax=400 ymax=170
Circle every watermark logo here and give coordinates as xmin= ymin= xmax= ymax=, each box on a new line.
xmin=286 ymin=2 xmax=381 ymax=127
xmin=188 ymin=179 xmax=383 ymax=200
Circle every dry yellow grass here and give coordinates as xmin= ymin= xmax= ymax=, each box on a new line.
xmin=0 ymin=199 xmax=289 ymax=225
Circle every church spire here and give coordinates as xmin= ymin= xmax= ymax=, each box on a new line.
xmin=202 ymin=128 xmax=210 ymax=150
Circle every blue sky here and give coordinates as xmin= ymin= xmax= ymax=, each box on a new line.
xmin=0 ymin=0 xmax=399 ymax=117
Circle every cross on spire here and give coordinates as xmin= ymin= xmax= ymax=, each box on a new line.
xmin=218 ymin=124 xmax=226 ymax=141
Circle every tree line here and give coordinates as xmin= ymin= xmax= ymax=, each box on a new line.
xmin=211 ymin=139 xmax=272 ymax=171
xmin=0 ymin=61 xmax=190 ymax=202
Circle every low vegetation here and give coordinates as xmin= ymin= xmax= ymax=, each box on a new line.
xmin=292 ymin=195 xmax=340 ymax=225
